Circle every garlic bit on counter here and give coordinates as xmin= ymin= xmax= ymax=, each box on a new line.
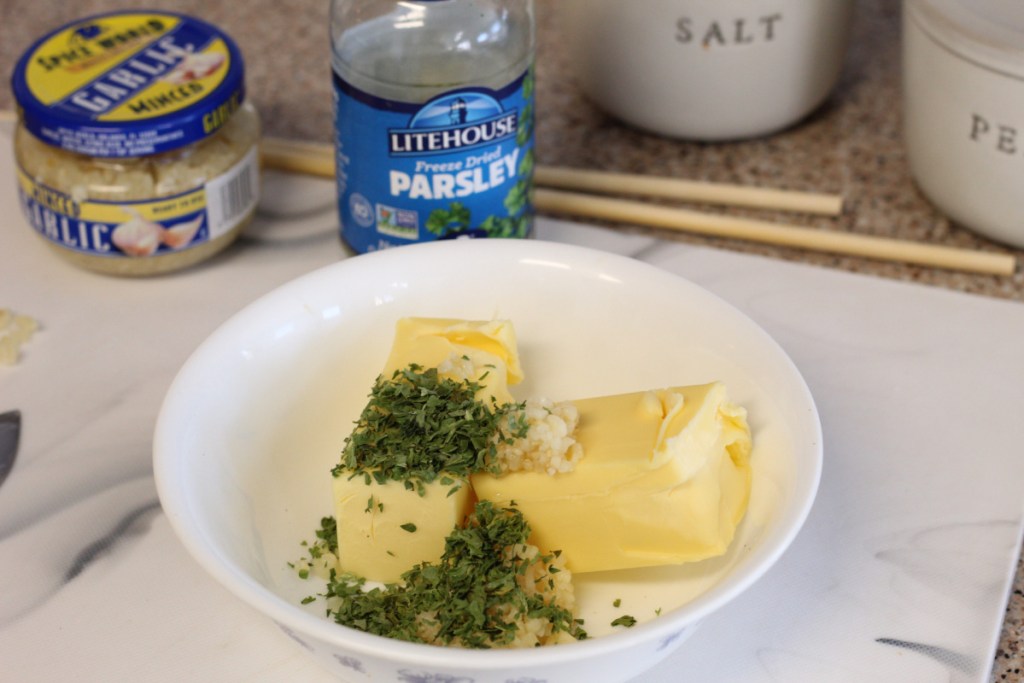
xmin=0 ymin=309 xmax=39 ymax=366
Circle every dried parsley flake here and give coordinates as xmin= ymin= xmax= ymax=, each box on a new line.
xmin=321 ymin=501 xmax=587 ymax=647
xmin=332 ymin=365 xmax=528 ymax=493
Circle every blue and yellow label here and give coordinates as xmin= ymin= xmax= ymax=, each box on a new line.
xmin=333 ymin=68 xmax=535 ymax=253
xmin=15 ymin=147 xmax=259 ymax=258
xmin=12 ymin=11 xmax=245 ymax=157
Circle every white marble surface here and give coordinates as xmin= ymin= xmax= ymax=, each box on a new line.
xmin=1 ymin=120 xmax=1023 ymax=682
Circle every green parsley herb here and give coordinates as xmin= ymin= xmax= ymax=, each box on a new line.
xmin=613 ymin=598 xmax=621 ymax=608
xmin=315 ymin=517 xmax=338 ymax=553
xmin=611 ymin=615 xmax=637 ymax=628
xmin=400 ymin=523 xmax=417 ymax=533
xmin=321 ymin=501 xmax=587 ymax=647
xmin=291 ymin=517 xmax=339 ymax=580
xmin=332 ymin=365 xmax=528 ymax=492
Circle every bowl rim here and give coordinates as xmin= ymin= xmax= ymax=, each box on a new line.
xmin=153 ymin=238 xmax=823 ymax=669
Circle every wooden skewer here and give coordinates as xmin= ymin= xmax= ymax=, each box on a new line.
xmin=261 ymin=137 xmax=842 ymax=215
xmin=261 ymin=136 xmax=335 ymax=178
xmin=257 ymin=137 xmax=1017 ymax=275
xmin=0 ymin=123 xmax=842 ymax=215
xmin=534 ymin=165 xmax=843 ymax=216
xmin=3 ymin=126 xmax=1012 ymax=275
xmin=534 ymin=188 xmax=1017 ymax=276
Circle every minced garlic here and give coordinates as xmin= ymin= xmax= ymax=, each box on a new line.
xmin=0 ymin=309 xmax=39 ymax=366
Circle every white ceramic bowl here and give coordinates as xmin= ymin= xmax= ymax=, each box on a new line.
xmin=561 ymin=0 xmax=855 ymax=141
xmin=154 ymin=239 xmax=822 ymax=683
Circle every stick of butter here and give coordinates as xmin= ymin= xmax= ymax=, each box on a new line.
xmin=471 ymin=382 xmax=752 ymax=573
xmin=332 ymin=317 xmax=522 ymax=583
xmin=332 ymin=473 xmax=475 ymax=584
xmin=381 ymin=317 xmax=523 ymax=404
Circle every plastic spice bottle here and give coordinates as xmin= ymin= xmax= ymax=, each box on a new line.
xmin=329 ymin=0 xmax=536 ymax=253
xmin=11 ymin=11 xmax=261 ymax=276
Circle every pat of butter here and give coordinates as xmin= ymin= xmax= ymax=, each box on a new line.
xmin=333 ymin=317 xmax=520 ymax=582
xmin=381 ymin=317 xmax=523 ymax=404
xmin=471 ymin=382 xmax=752 ymax=573
xmin=333 ymin=473 xmax=474 ymax=584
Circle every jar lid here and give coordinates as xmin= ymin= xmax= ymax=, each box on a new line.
xmin=908 ymin=0 xmax=1024 ymax=77
xmin=11 ymin=10 xmax=245 ymax=158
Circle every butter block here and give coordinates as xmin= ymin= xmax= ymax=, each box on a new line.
xmin=381 ymin=317 xmax=523 ymax=404
xmin=471 ymin=382 xmax=752 ymax=573
xmin=333 ymin=317 xmax=520 ymax=582
xmin=333 ymin=473 xmax=475 ymax=584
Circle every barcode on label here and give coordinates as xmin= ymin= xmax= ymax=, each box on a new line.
xmin=219 ymin=170 xmax=254 ymax=221
xmin=205 ymin=147 xmax=260 ymax=238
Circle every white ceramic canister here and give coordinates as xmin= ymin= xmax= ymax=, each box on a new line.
xmin=904 ymin=0 xmax=1024 ymax=248
xmin=560 ymin=0 xmax=855 ymax=141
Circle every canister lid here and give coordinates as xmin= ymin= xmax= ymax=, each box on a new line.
xmin=11 ymin=10 xmax=245 ymax=158
xmin=908 ymin=0 xmax=1024 ymax=77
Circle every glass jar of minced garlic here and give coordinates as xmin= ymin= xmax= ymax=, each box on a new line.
xmin=10 ymin=11 xmax=261 ymax=276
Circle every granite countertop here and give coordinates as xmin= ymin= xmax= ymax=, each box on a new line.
xmin=0 ymin=0 xmax=1020 ymax=680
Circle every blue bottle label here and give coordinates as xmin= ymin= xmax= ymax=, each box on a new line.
xmin=332 ymin=67 xmax=535 ymax=253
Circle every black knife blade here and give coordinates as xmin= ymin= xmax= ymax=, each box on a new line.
xmin=0 ymin=410 xmax=21 ymax=489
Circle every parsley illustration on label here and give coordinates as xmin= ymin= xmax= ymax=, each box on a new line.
xmin=425 ymin=201 xmax=471 ymax=237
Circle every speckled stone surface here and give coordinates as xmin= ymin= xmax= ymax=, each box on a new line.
xmin=0 ymin=0 xmax=1020 ymax=679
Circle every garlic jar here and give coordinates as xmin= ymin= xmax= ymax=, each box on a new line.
xmin=903 ymin=0 xmax=1024 ymax=249
xmin=11 ymin=11 xmax=261 ymax=276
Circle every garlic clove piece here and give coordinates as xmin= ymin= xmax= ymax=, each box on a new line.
xmin=111 ymin=218 xmax=164 ymax=257
xmin=162 ymin=215 xmax=205 ymax=250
